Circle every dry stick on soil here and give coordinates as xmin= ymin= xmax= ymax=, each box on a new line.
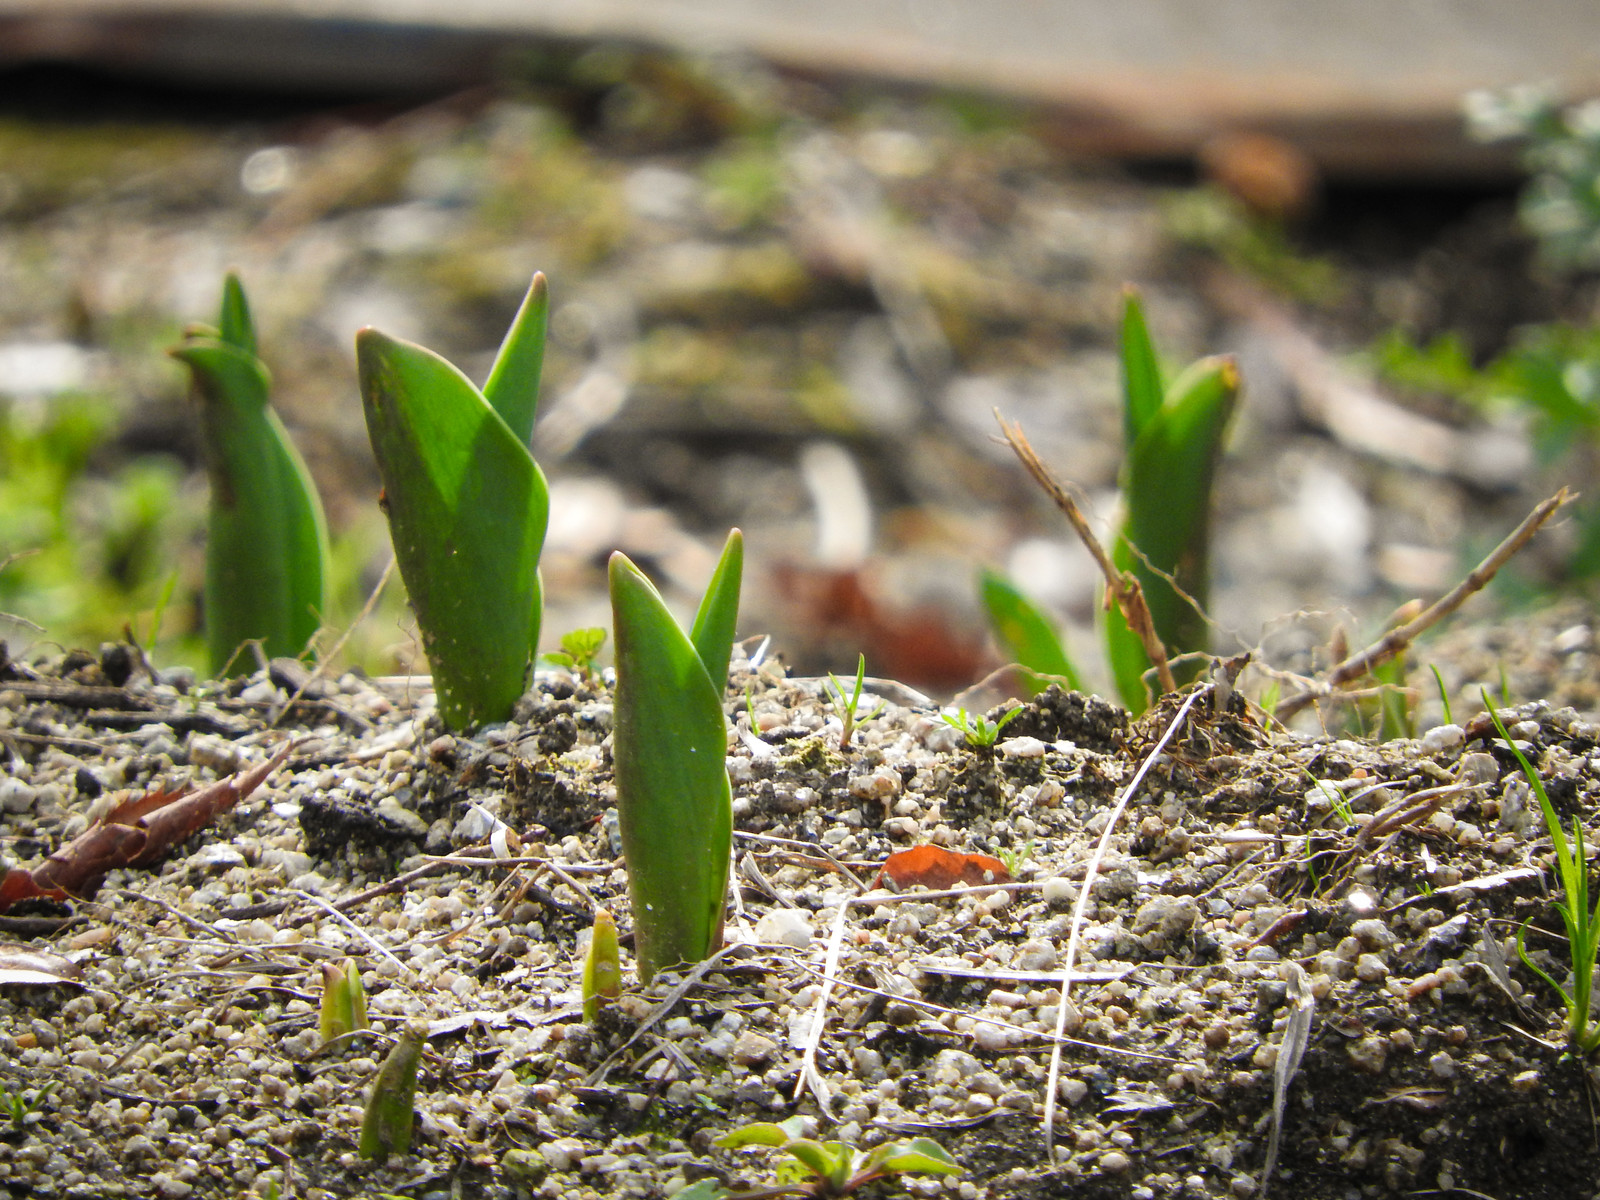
xmin=1043 ymin=685 xmax=1208 ymax=1166
xmin=996 ymin=412 xmax=1177 ymax=696
xmin=1275 ymin=488 xmax=1573 ymax=722
xmin=794 ymin=898 xmax=852 ymax=1109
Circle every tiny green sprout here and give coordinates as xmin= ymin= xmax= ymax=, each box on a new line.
xmin=582 ymin=907 xmax=622 ymax=1022
xmin=544 ymin=626 xmax=607 ymax=681
xmin=358 ymin=1019 xmax=429 ymax=1162
xmin=0 ymin=1080 xmax=55 ymax=1131
xmin=1430 ymin=664 xmax=1454 ymax=725
xmin=825 ymin=654 xmax=888 ymax=751
xmin=940 ymin=704 xmax=1023 ymax=749
xmin=672 ymin=1116 xmax=961 ymax=1199
xmin=1485 ymin=691 xmax=1600 ymax=1056
xmin=318 ymin=959 xmax=370 ymax=1045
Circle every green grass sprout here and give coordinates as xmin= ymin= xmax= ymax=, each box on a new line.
xmin=171 ymin=272 xmax=330 ymax=676
xmin=940 ymin=704 xmax=1023 ymax=748
xmin=609 ymin=529 xmax=742 ymax=983
xmin=1483 ymin=692 xmax=1600 ymax=1056
xmin=825 ymin=654 xmax=888 ymax=751
xmin=1430 ymin=664 xmax=1453 ymax=725
xmin=582 ymin=907 xmax=622 ymax=1021
xmin=977 ymin=568 xmax=1083 ymax=695
xmin=671 ymin=1116 xmax=961 ymax=1198
xmin=0 ymin=1080 xmax=55 ymax=1131
xmin=358 ymin=1019 xmax=429 ymax=1162
xmin=358 ymin=273 xmax=551 ymax=728
xmin=1104 ymin=288 xmax=1239 ymax=711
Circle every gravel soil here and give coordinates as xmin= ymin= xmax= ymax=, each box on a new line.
xmin=3 ymin=607 xmax=1600 ymax=1200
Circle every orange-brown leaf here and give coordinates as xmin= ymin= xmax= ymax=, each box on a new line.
xmin=876 ymin=845 xmax=1012 ymax=891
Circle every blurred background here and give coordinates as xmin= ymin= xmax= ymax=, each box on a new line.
xmin=2 ymin=0 xmax=1600 ymax=709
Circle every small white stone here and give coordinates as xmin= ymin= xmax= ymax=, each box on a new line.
xmin=754 ymin=908 xmax=814 ymax=949
xmin=1420 ymin=724 xmax=1464 ymax=752
xmin=997 ymin=736 xmax=1048 ymax=758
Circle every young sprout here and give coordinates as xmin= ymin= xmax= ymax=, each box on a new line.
xmin=610 ymin=530 xmax=743 ymax=982
xmin=171 ymin=273 xmax=330 ymax=676
xmin=1103 ymin=288 xmax=1238 ymax=713
xmin=940 ymin=704 xmax=1024 ymax=749
xmin=358 ymin=1019 xmax=429 ymax=1162
xmin=318 ymin=960 xmax=370 ymax=1045
xmin=825 ymin=654 xmax=887 ymax=751
xmin=671 ymin=1116 xmax=962 ymax=1199
xmin=1485 ymin=693 xmax=1600 ymax=1056
xmin=582 ymin=908 xmax=622 ymax=1022
xmin=543 ymin=627 xmax=607 ymax=683
xmin=358 ymin=273 xmax=550 ymax=729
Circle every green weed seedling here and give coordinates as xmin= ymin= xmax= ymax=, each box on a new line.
xmin=358 ymin=273 xmax=551 ymax=728
xmin=672 ymin=1117 xmax=961 ymax=1199
xmin=825 ymin=654 xmax=887 ymax=751
xmin=609 ymin=529 xmax=742 ymax=983
xmin=543 ymin=626 xmax=607 ymax=682
xmin=1484 ymin=694 xmax=1600 ymax=1056
xmin=940 ymin=703 xmax=1023 ymax=749
xmin=171 ymin=273 xmax=330 ymax=676
xmin=0 ymin=1080 xmax=55 ymax=1131
xmin=358 ymin=1019 xmax=429 ymax=1162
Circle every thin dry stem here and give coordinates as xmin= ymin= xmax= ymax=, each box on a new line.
xmin=996 ymin=411 xmax=1177 ymax=696
xmin=1275 ymin=489 xmax=1572 ymax=721
xmin=1042 ymin=686 xmax=1207 ymax=1164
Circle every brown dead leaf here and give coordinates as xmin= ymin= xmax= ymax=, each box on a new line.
xmin=0 ymin=740 xmax=294 ymax=912
xmin=875 ymin=845 xmax=1012 ymax=891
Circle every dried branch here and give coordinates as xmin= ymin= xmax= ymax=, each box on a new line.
xmin=996 ymin=412 xmax=1177 ymax=696
xmin=1275 ymin=489 xmax=1573 ymax=721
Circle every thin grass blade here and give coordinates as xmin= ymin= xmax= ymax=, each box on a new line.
xmin=359 ymin=329 xmax=548 ymax=728
xmin=688 ymin=528 xmax=744 ymax=695
xmin=481 ymin=273 xmax=549 ymax=447
xmin=609 ymin=552 xmax=733 ymax=982
xmin=978 ymin=568 xmax=1082 ymax=694
xmin=171 ymin=337 xmax=329 ymax=675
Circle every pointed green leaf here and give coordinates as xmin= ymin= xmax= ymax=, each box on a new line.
xmin=217 ymin=271 xmax=256 ymax=357
xmin=978 ymin=568 xmax=1082 ymax=694
xmin=689 ymin=528 xmax=744 ymax=694
xmin=610 ymin=551 xmax=733 ymax=983
xmin=171 ymin=337 xmax=330 ymax=675
xmin=358 ymin=1019 xmax=428 ymax=1162
xmin=482 ymin=273 xmax=549 ymax=447
xmin=358 ymin=329 xmax=548 ymax=728
xmin=1106 ymin=355 xmax=1238 ymax=711
xmin=1120 ymin=286 xmax=1164 ymax=450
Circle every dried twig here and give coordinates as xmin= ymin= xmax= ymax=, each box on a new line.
xmin=996 ymin=412 xmax=1177 ymax=696
xmin=1043 ymin=686 xmax=1207 ymax=1164
xmin=1276 ymin=489 xmax=1573 ymax=721
xmin=793 ymin=899 xmax=851 ymax=1110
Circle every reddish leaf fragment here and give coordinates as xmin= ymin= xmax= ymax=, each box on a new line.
xmin=876 ymin=845 xmax=1012 ymax=891
xmin=0 ymin=740 xmax=294 ymax=913
xmin=0 ymin=944 xmax=82 ymax=988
